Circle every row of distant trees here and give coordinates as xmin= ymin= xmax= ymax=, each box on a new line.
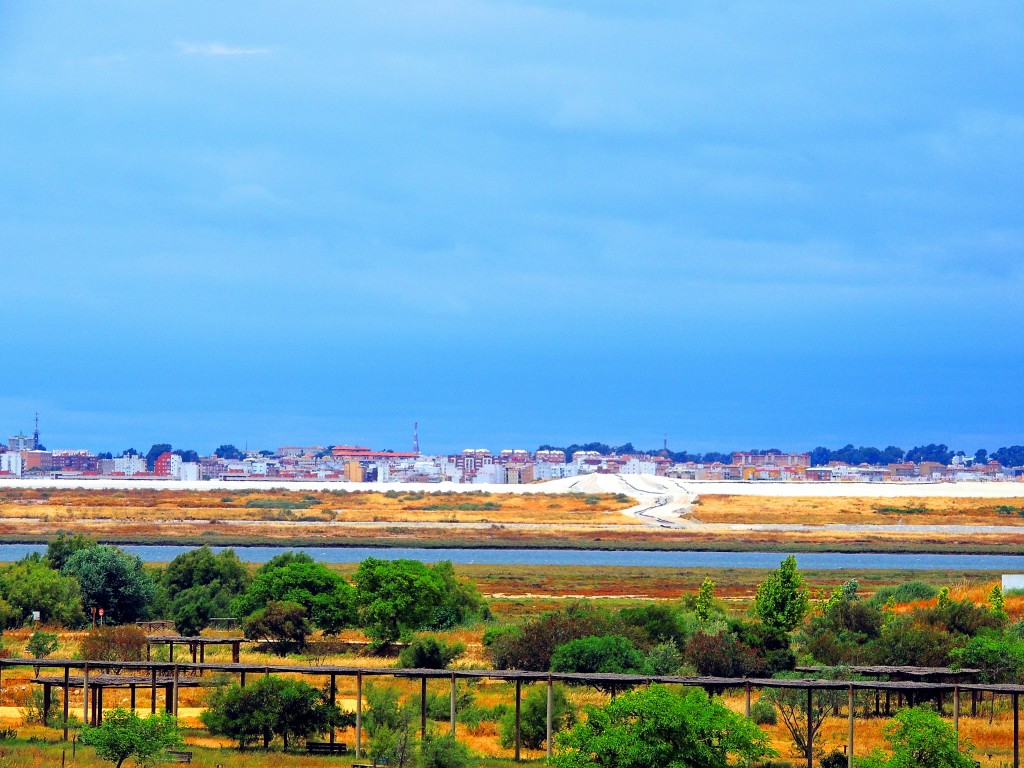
xmin=538 ymin=441 xmax=1024 ymax=467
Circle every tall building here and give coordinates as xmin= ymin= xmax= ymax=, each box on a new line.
xmin=7 ymin=432 xmax=36 ymax=452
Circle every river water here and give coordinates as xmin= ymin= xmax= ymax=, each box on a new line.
xmin=0 ymin=544 xmax=1021 ymax=570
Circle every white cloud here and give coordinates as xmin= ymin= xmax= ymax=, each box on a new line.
xmin=176 ymin=42 xmax=272 ymax=57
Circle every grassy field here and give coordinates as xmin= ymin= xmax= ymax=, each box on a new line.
xmin=6 ymin=487 xmax=1024 ymax=552
xmin=693 ymin=494 xmax=1024 ymax=526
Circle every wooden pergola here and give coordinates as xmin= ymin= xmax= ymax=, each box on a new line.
xmin=2 ymin=659 xmax=1021 ymax=767
xmin=145 ymin=635 xmax=246 ymax=665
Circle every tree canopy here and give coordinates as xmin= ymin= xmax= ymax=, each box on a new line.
xmin=0 ymin=556 xmax=85 ymax=627
xmin=62 ymin=545 xmax=156 ymax=624
xmin=232 ymin=551 xmax=354 ymax=634
xmin=754 ymin=555 xmax=810 ymax=633
xmin=81 ymin=709 xmax=181 ymax=768
xmin=553 ymin=684 xmax=774 ymax=768
xmin=161 ymin=545 xmax=249 ymax=635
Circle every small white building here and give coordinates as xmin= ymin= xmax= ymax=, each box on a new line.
xmin=0 ymin=452 xmax=23 ymax=477
xmin=113 ymin=454 xmax=146 ymax=476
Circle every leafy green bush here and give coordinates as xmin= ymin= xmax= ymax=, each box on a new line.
xmin=870 ymin=581 xmax=937 ymax=606
xmin=421 ymin=733 xmax=472 ymax=768
xmin=550 ymin=634 xmax=648 ymax=675
xmin=399 ymin=635 xmax=466 ymax=669
xmin=499 ymin=685 xmax=574 ymax=750
xmin=750 ymin=697 xmax=777 ymax=726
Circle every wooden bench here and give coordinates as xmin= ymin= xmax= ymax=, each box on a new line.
xmin=166 ymin=752 xmax=192 ymax=764
xmin=306 ymin=741 xmax=349 ymax=755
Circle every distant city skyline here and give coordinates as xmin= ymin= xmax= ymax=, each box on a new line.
xmin=2 ymin=4 xmax=1021 ymax=452
xmin=1 ymin=411 xmax=1018 ymax=458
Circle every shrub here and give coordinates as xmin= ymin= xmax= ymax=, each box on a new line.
xmin=488 ymin=604 xmax=615 ymax=671
xmin=550 ymin=634 xmax=648 ymax=675
xmin=499 ymin=685 xmax=574 ymax=750
xmin=646 ymin=641 xmax=684 ymax=675
xmin=421 ymin=733 xmax=472 ymax=768
xmin=243 ymin=600 xmax=311 ymax=655
xmin=202 ymin=675 xmax=351 ymax=750
xmin=27 ymin=630 xmax=59 ymax=659
xmin=79 ymin=626 xmax=148 ymax=663
xmin=750 ymin=697 xmax=777 ymax=726
xmin=62 ymin=545 xmax=156 ymax=624
xmin=399 ymin=636 xmax=466 ymax=669
xmin=685 ymin=631 xmax=765 ymax=678
xmin=870 ymin=581 xmax=937 ymax=606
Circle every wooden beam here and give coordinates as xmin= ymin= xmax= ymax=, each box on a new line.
xmin=356 ymin=672 xmax=363 ymax=759
xmin=954 ymin=686 xmax=960 ymax=738
xmin=450 ymin=673 xmax=457 ymax=737
xmin=546 ymin=674 xmax=554 ymax=761
xmin=62 ymin=666 xmax=70 ymax=741
xmin=515 ymin=678 xmax=522 ymax=762
xmin=1015 ymin=692 xmax=1020 ymax=768
xmin=329 ymin=674 xmax=337 ymax=745
xmin=847 ymin=685 xmax=854 ymax=768
xmin=421 ymin=676 xmax=428 ymax=741
xmin=82 ymin=664 xmax=89 ymax=726
xmin=151 ymin=668 xmax=157 ymax=714
xmin=806 ymin=687 xmax=813 ymax=768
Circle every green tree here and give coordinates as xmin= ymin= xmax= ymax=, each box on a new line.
xmin=754 ymin=555 xmax=810 ymax=633
xmin=202 ymin=675 xmax=350 ymax=750
xmin=617 ymin=603 xmax=687 ymax=648
xmin=427 ymin=560 xmax=490 ymax=629
xmin=62 ymin=546 xmax=156 ymax=624
xmin=363 ymin=682 xmax=418 ymax=767
xmin=856 ymin=707 xmax=975 ymax=768
xmin=145 ymin=444 xmax=173 ymax=471
xmin=550 ymin=635 xmax=648 ymax=675
xmin=0 ymin=557 xmax=85 ymax=627
xmin=27 ymin=630 xmax=59 ymax=658
xmin=161 ymin=546 xmax=250 ymax=635
xmin=988 ymin=584 xmax=1007 ymax=621
xmin=242 ymin=600 xmax=311 ymax=655
xmin=422 ymin=733 xmax=472 ymax=768
xmin=398 ymin=635 xmax=466 ymax=669
xmin=553 ymin=684 xmax=774 ymax=768
xmin=354 ymin=558 xmax=445 ymax=645
xmin=232 ymin=552 xmax=354 ymax=634
xmin=949 ymin=631 xmax=1024 ymax=683
xmin=81 ymin=709 xmax=181 ymax=768
xmin=214 ymin=444 xmax=244 ymax=460
xmin=499 ymin=684 xmax=575 ymax=750
xmin=695 ymin=578 xmax=715 ymax=623
xmin=44 ymin=532 xmax=97 ymax=570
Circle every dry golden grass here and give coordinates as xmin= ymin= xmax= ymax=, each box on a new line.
xmin=0 ymin=488 xmax=635 ymax=526
xmin=693 ymin=494 xmax=1024 ymax=526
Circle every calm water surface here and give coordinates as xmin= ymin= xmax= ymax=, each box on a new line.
xmin=0 ymin=544 xmax=1021 ymax=570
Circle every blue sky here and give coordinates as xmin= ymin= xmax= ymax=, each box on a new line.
xmin=1 ymin=2 xmax=1022 ymax=455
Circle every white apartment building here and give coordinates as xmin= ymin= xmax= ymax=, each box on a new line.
xmin=0 ymin=452 xmax=23 ymax=477
xmin=113 ymin=454 xmax=146 ymax=476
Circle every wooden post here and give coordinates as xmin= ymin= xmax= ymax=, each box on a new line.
xmin=847 ymin=685 xmax=854 ymax=768
xmin=329 ymin=674 xmax=337 ymax=745
xmin=232 ymin=641 xmax=240 ymax=664
xmin=129 ymin=684 xmax=136 ymax=713
xmin=885 ymin=689 xmax=891 ymax=715
xmin=806 ymin=687 xmax=813 ymax=768
xmin=150 ymin=668 xmax=157 ymax=714
xmin=421 ymin=676 xmax=428 ymax=741
xmin=169 ymin=642 xmax=174 ymax=663
xmin=82 ymin=664 xmax=89 ymax=726
xmin=146 ymin=642 xmax=151 ymax=662
xmin=199 ymin=643 xmax=205 ymax=665
xmin=1014 ymin=692 xmax=1020 ymax=768
xmin=515 ymin=678 xmax=523 ymax=762
xmin=450 ymin=673 xmax=457 ymax=737
xmin=43 ymin=683 xmax=52 ymax=726
xmin=240 ymin=670 xmax=246 ymax=688
xmin=63 ymin=666 xmax=70 ymax=741
xmin=874 ymin=689 xmax=880 ymax=717
xmin=546 ymin=675 xmax=554 ymax=761
xmin=972 ymin=689 xmax=978 ymax=717
xmin=745 ymin=682 xmax=751 ymax=718
xmin=190 ymin=643 xmax=197 ymax=664
xmin=96 ymin=686 xmax=103 ymax=725
xmin=356 ymin=673 xmax=363 ymax=759
xmin=165 ymin=684 xmax=172 ymax=713
xmin=954 ymin=686 xmax=960 ymax=738
xmin=172 ymin=666 xmax=180 ymax=717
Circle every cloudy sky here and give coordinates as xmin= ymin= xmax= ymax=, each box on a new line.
xmin=1 ymin=2 xmax=1022 ymax=454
